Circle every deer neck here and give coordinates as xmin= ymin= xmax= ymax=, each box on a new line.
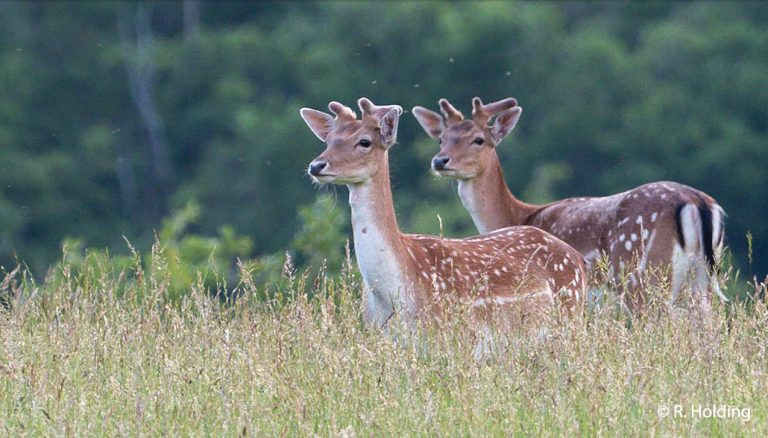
xmin=347 ymin=153 xmax=410 ymax=324
xmin=457 ymin=153 xmax=537 ymax=233
xmin=348 ymin=156 xmax=403 ymax=249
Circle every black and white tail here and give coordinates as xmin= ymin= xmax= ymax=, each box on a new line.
xmin=674 ymin=200 xmax=727 ymax=304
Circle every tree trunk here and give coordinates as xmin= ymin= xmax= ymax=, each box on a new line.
xmin=117 ymin=2 xmax=173 ymax=223
xmin=182 ymin=0 xmax=200 ymax=42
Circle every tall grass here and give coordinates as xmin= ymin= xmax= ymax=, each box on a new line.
xmin=1 ymin=248 xmax=766 ymax=436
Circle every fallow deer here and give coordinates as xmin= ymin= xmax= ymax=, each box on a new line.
xmin=300 ymin=97 xmax=587 ymax=340
xmin=412 ymin=97 xmax=726 ymax=313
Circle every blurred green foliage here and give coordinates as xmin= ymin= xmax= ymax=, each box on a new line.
xmin=291 ymin=194 xmax=348 ymax=274
xmin=56 ymin=200 xmax=254 ymax=302
xmin=0 ymin=1 xmax=766 ymax=279
xmin=48 ymin=193 xmax=348 ymax=302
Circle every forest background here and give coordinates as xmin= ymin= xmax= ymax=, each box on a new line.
xmin=1 ymin=1 xmax=766 ymax=285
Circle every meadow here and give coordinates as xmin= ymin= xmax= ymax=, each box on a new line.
xmin=3 ymin=3 xmax=767 ymax=436
xmin=1 ymin=246 xmax=766 ymax=436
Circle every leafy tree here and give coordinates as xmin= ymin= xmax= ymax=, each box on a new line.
xmin=0 ymin=1 xmax=766 ymax=280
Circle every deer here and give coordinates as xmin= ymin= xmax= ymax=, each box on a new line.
xmin=412 ymin=97 xmax=726 ymax=314
xmin=300 ymin=97 xmax=588 ymax=348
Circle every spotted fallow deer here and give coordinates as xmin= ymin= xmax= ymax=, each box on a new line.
xmin=412 ymin=97 xmax=726 ymax=313
xmin=300 ymin=97 xmax=587 ymax=337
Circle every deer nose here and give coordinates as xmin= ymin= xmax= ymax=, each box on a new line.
xmin=432 ymin=156 xmax=450 ymax=171
xmin=308 ymin=161 xmax=327 ymax=176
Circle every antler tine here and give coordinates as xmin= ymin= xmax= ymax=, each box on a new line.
xmin=328 ymin=101 xmax=357 ymax=121
xmin=358 ymin=97 xmax=403 ymax=121
xmin=472 ymin=97 xmax=518 ymax=126
xmin=438 ymin=98 xmax=464 ymax=124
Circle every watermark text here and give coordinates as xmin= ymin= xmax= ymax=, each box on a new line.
xmin=657 ymin=403 xmax=751 ymax=422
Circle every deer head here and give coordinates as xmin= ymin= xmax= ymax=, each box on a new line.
xmin=412 ymin=97 xmax=522 ymax=179
xmin=301 ymin=98 xmax=402 ymax=185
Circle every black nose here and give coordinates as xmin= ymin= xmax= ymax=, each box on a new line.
xmin=432 ymin=156 xmax=450 ymax=170
xmin=309 ymin=161 xmax=327 ymax=176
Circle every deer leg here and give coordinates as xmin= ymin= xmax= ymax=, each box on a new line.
xmin=691 ymin=256 xmax=712 ymax=315
xmin=711 ymin=276 xmax=727 ymax=302
xmin=474 ymin=324 xmax=497 ymax=362
xmin=668 ymin=243 xmax=689 ymax=306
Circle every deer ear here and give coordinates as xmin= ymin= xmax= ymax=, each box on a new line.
xmin=412 ymin=106 xmax=444 ymax=139
xmin=300 ymin=108 xmax=335 ymax=141
xmin=379 ymin=107 xmax=401 ymax=148
xmin=490 ymin=107 xmax=522 ymax=145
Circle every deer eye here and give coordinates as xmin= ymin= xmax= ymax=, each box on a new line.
xmin=358 ymin=139 xmax=372 ymax=148
xmin=437 ymin=138 xmax=442 ymax=145
xmin=473 ymin=137 xmax=485 ymax=145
